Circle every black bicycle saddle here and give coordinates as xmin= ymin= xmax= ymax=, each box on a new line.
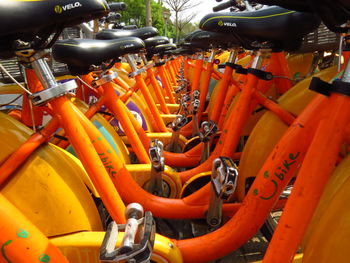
xmin=184 ymin=29 xmax=240 ymax=49
xmin=0 ymin=0 xmax=109 ymax=58
xmin=250 ymin=0 xmax=350 ymax=32
xmin=96 ymin=27 xmax=159 ymax=40
xmin=53 ymin=37 xmax=145 ymax=74
xmin=144 ymin=36 xmax=169 ymax=48
xmin=199 ymin=6 xmax=320 ymax=51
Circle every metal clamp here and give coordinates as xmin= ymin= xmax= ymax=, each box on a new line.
xmin=100 ymin=203 xmax=155 ymax=263
xmin=207 ymin=157 xmax=238 ymax=227
xmin=128 ymin=68 xmax=146 ymax=78
xmin=92 ymin=71 xmax=118 ymax=88
xmin=30 ymin=79 xmax=77 ymax=106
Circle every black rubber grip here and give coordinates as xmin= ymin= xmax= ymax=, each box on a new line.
xmin=213 ymin=0 xmax=235 ymax=12
xmin=109 ymin=2 xmax=127 ymax=12
xmin=106 ymin=13 xmax=122 ymax=23
xmin=123 ymin=25 xmax=138 ymax=30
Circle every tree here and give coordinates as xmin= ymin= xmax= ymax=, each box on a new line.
xmin=162 ymin=0 xmax=201 ymax=42
xmin=145 ymin=0 xmax=152 ymax=26
xmin=105 ymin=0 xmax=176 ymax=37
xmin=177 ymin=13 xmax=196 ymax=39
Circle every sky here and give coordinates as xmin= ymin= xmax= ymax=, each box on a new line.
xmin=190 ymin=0 xmax=218 ymax=22
xmin=164 ymin=0 xmax=219 ymax=24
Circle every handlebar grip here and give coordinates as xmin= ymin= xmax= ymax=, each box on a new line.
xmin=106 ymin=13 xmax=122 ymax=23
xmin=108 ymin=2 xmax=127 ymax=11
xmin=123 ymin=25 xmax=138 ymax=30
xmin=213 ymin=0 xmax=235 ymax=11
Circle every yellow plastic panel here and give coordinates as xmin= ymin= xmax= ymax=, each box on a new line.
xmin=115 ymin=65 xmax=135 ymax=87
xmin=180 ymin=171 xmax=211 ymax=198
xmin=213 ymin=51 xmax=230 ymax=70
xmin=0 ymin=113 xmax=103 ymax=236
xmin=236 ymin=66 xmax=338 ymax=201
xmin=252 ymin=253 xmax=303 ymax=263
xmin=286 ymin=53 xmax=314 ymax=80
xmin=72 ymin=97 xmax=130 ymax=164
xmin=302 ymin=155 xmax=350 ymax=263
xmin=125 ymin=164 xmax=182 ymax=198
xmin=51 ymin=231 xmax=183 ymax=263
xmin=161 ymin=114 xmax=178 ymax=124
xmin=279 ymin=66 xmax=338 ymax=116
xmin=163 ymin=103 xmax=180 ymax=114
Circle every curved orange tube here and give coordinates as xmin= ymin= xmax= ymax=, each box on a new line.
xmin=263 ymin=93 xmax=350 ymax=263
xmin=0 ymin=194 xmax=69 ymax=263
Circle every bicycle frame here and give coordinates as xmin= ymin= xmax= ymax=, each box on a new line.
xmin=262 ymin=53 xmax=350 ymax=262
xmin=1 ymin=42 xmax=343 ymax=263
xmin=167 ymin=51 xmax=295 ymax=180
xmin=0 ymin=194 xmax=69 ymax=263
xmin=0 ymin=59 xmax=127 ymax=224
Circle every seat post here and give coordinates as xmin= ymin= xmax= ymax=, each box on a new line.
xmin=31 ymin=53 xmax=58 ymax=90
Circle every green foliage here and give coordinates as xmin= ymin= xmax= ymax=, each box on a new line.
xmin=106 ymin=0 xmax=177 ymax=38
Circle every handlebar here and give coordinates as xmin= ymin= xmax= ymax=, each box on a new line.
xmin=213 ymin=0 xmax=236 ymax=11
xmin=108 ymin=2 xmax=127 ymax=12
xmin=105 ymin=13 xmax=122 ymax=23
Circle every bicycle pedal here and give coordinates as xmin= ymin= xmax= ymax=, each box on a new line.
xmin=207 ymin=157 xmax=238 ymax=227
xmin=100 ymin=203 xmax=156 ymax=263
xmin=171 ymin=115 xmax=188 ymax=131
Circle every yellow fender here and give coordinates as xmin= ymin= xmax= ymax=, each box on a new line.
xmin=252 ymin=254 xmax=303 ymax=263
xmin=302 ymin=154 xmax=350 ymax=262
xmin=180 ymin=171 xmax=211 ymax=198
xmin=161 ymin=113 xmax=178 ymax=125
xmin=235 ymin=66 xmax=339 ymax=201
xmin=286 ymin=53 xmax=315 ymax=80
xmin=71 ymin=97 xmax=131 ymax=164
xmin=51 ymin=231 xmax=183 ymax=263
xmin=0 ymin=112 xmax=103 ymax=236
